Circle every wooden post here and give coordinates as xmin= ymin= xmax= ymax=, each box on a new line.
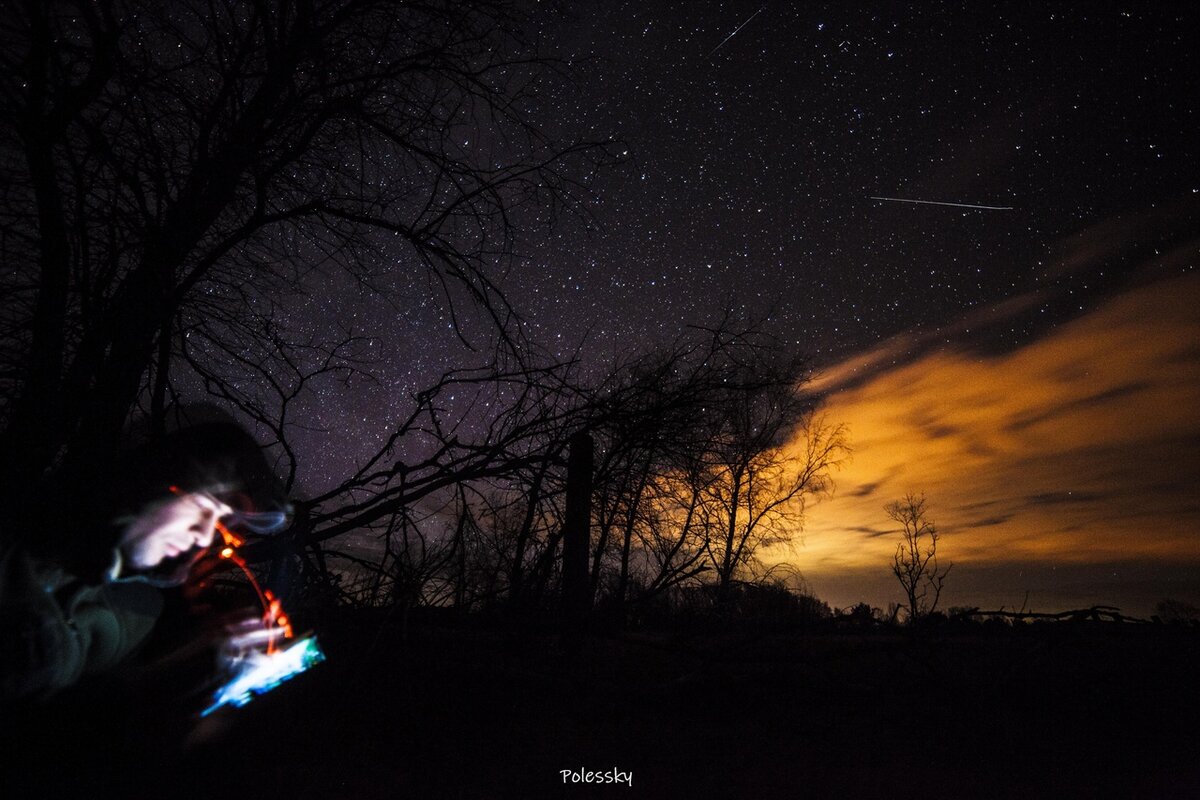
xmin=561 ymin=432 xmax=593 ymax=643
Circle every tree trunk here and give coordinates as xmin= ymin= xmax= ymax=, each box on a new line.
xmin=717 ymin=468 xmax=743 ymax=605
xmin=615 ymin=459 xmax=652 ymax=611
xmin=561 ymin=432 xmax=593 ymax=642
xmin=508 ymin=463 xmax=547 ymax=607
xmin=149 ymin=316 xmax=174 ymax=439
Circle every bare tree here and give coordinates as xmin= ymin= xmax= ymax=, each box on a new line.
xmin=587 ymin=338 xmax=711 ymax=605
xmin=698 ymin=356 xmax=847 ymax=604
xmin=703 ymin=419 xmax=846 ymax=604
xmin=583 ymin=326 xmax=848 ymax=612
xmin=0 ymin=0 xmax=612 ymax=507
xmin=585 ymin=323 xmax=758 ymax=608
xmin=888 ymin=493 xmax=951 ymax=621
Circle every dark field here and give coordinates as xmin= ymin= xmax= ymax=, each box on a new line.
xmin=5 ymin=613 xmax=1199 ymax=799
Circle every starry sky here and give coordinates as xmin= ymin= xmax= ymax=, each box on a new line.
xmin=291 ymin=2 xmax=1199 ymax=613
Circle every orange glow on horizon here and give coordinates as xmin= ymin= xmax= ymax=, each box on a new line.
xmin=773 ymin=271 xmax=1200 ymax=609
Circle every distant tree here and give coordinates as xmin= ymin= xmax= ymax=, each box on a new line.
xmin=587 ymin=323 xmax=751 ymax=606
xmin=887 ymin=493 xmax=951 ymax=622
xmin=577 ymin=323 xmax=847 ymax=616
xmin=700 ymin=357 xmax=847 ymax=605
xmin=839 ymin=602 xmax=881 ymax=628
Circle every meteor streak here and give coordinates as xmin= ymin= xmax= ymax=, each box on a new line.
xmin=706 ymin=6 xmax=765 ymax=58
xmin=869 ymin=196 xmax=1014 ymax=211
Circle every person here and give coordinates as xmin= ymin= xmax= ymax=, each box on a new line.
xmin=0 ymin=419 xmax=290 ymax=701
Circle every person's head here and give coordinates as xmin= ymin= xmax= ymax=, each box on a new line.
xmin=111 ymin=420 xmax=290 ymax=575
xmin=119 ymin=492 xmax=233 ymax=570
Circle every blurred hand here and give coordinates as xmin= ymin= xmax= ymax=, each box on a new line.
xmin=132 ymin=607 xmax=265 ymax=706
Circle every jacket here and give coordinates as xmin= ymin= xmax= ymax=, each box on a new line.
xmin=1 ymin=543 xmax=163 ymax=700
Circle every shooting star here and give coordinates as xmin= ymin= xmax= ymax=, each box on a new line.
xmin=869 ymin=196 xmax=1014 ymax=211
xmin=706 ymin=6 xmax=766 ymax=58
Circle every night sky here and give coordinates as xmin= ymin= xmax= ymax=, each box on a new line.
xmin=294 ymin=3 xmax=1199 ymax=614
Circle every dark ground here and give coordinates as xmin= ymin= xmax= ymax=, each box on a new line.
xmin=4 ymin=611 xmax=1199 ymax=799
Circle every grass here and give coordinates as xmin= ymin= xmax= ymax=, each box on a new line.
xmin=5 ymin=609 xmax=1199 ymax=798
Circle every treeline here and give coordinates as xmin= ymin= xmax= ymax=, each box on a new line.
xmin=283 ymin=322 xmax=847 ymax=628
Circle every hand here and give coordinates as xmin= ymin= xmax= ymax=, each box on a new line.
xmin=131 ymin=607 xmax=265 ymax=707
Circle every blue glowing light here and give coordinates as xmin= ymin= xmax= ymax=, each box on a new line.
xmin=201 ymin=635 xmax=325 ymax=717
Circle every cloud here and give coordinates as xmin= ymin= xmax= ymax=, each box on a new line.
xmin=1046 ymin=196 xmax=1200 ymax=280
xmin=810 ymin=198 xmax=1200 ymax=400
xmin=782 ymin=270 xmax=1200 ymax=610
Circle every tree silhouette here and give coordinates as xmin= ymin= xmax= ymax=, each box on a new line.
xmin=699 ymin=358 xmax=846 ymax=605
xmin=282 ymin=322 xmax=848 ymax=624
xmin=887 ymin=493 xmax=951 ymax=621
xmin=583 ymin=326 xmax=847 ymax=614
xmin=0 ymin=0 xmax=611 ymax=506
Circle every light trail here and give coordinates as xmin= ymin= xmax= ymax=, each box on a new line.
xmin=869 ymin=196 xmax=1014 ymax=211
xmin=706 ymin=6 xmax=766 ymax=58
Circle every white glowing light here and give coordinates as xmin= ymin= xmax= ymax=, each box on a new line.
xmin=706 ymin=6 xmax=766 ymax=58
xmin=869 ymin=196 xmax=1014 ymax=211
